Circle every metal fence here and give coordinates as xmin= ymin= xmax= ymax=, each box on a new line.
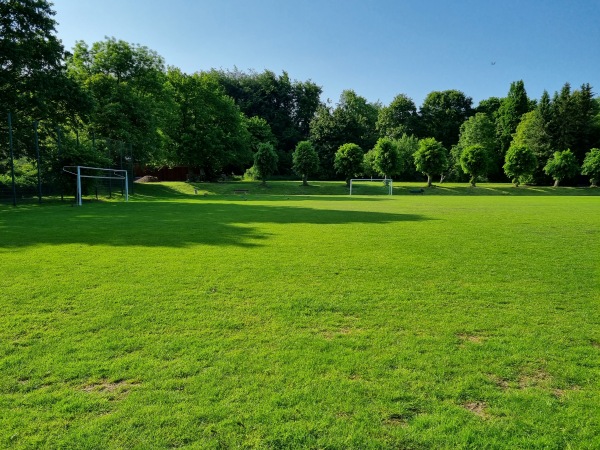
xmin=1 ymin=113 xmax=134 ymax=206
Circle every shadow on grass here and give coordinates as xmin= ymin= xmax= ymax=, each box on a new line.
xmin=0 ymin=200 xmax=430 ymax=249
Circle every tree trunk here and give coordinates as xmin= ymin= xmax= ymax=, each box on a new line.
xmin=426 ymin=174 xmax=432 ymax=187
xmin=470 ymin=176 xmax=476 ymax=187
xmin=302 ymin=174 xmax=308 ymax=186
xmin=554 ymin=179 xmax=560 ymax=187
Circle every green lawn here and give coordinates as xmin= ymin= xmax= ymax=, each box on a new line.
xmin=1 ymin=184 xmax=599 ymax=449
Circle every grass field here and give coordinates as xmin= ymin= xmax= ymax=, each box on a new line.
xmin=1 ymin=182 xmax=599 ymax=449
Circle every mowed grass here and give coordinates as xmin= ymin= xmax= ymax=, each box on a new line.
xmin=1 ymin=185 xmax=599 ymax=449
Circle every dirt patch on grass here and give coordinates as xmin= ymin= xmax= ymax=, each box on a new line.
xmin=518 ymin=370 xmax=552 ymax=389
xmin=384 ymin=413 xmax=410 ymax=427
xmin=462 ymin=401 xmax=489 ymax=419
xmin=81 ymin=379 xmax=141 ymax=399
xmin=322 ymin=327 xmax=359 ymax=340
xmin=488 ymin=374 xmax=510 ymax=390
xmin=457 ymin=333 xmax=486 ymax=346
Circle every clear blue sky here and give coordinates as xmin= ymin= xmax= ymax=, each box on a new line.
xmin=51 ymin=0 xmax=600 ymax=107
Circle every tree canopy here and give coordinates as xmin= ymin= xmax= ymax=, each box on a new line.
xmin=2 ymin=0 xmax=599 ymax=189
xmin=414 ymin=138 xmax=449 ymax=187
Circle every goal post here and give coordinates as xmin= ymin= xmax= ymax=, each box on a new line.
xmin=63 ymin=166 xmax=129 ymax=206
xmin=349 ymin=178 xmax=393 ymax=196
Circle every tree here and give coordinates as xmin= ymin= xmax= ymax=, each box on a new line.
xmin=165 ymin=68 xmax=251 ymax=179
xmin=292 ymin=141 xmax=319 ymax=186
xmin=419 ymin=90 xmax=473 ymax=149
xmin=460 ymin=144 xmax=491 ymax=187
xmin=334 ymin=143 xmax=364 ymax=186
xmin=0 ymin=0 xmax=89 ymax=160
xmin=414 ymin=138 xmax=449 ymax=187
xmin=544 ymin=150 xmax=579 ymax=187
xmin=376 ymin=94 xmax=418 ymax=139
xmin=371 ymin=137 xmax=400 ymax=178
xmin=244 ymin=116 xmax=277 ymax=152
xmin=310 ymin=90 xmax=379 ymax=178
xmin=503 ymin=145 xmax=537 ymax=187
xmin=496 ymin=80 xmax=531 ymax=154
xmin=211 ymin=69 xmax=322 ymax=171
xmin=67 ymin=38 xmax=171 ymax=164
xmin=253 ymin=143 xmax=278 ymax=185
xmin=363 ymin=149 xmax=378 ymax=178
xmin=581 ymin=148 xmax=600 ymax=187
xmin=511 ymin=110 xmax=553 ymax=183
xmin=395 ymin=134 xmax=419 ymax=181
xmin=476 ymin=97 xmax=503 ymax=118
xmin=452 ymin=113 xmax=498 ymax=180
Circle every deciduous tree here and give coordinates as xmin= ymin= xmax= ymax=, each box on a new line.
xmin=452 ymin=113 xmax=498 ymax=180
xmin=544 ymin=149 xmax=579 ymax=187
xmin=371 ymin=138 xmax=400 ymax=178
xmin=0 ymin=0 xmax=89 ymax=159
xmin=419 ymin=90 xmax=473 ymax=149
xmin=253 ymin=142 xmax=278 ymax=185
xmin=503 ymin=144 xmax=537 ymax=187
xmin=292 ymin=140 xmax=319 ymax=186
xmin=334 ymin=143 xmax=364 ymax=186
xmin=67 ymin=38 xmax=171 ymax=164
xmin=414 ymin=138 xmax=448 ymax=187
xmin=581 ymin=148 xmax=600 ymax=187
xmin=310 ymin=90 xmax=378 ymax=178
xmin=165 ymin=68 xmax=251 ymax=179
xmin=460 ymin=144 xmax=491 ymax=187
xmin=376 ymin=94 xmax=418 ymax=139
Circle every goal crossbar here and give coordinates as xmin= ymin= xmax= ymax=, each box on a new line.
xmin=349 ymin=178 xmax=393 ymax=196
xmin=63 ymin=166 xmax=128 ymax=206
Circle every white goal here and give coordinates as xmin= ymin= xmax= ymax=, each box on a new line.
xmin=349 ymin=178 xmax=393 ymax=196
xmin=63 ymin=166 xmax=129 ymax=206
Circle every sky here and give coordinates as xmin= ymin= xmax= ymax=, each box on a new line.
xmin=51 ymin=0 xmax=600 ymax=107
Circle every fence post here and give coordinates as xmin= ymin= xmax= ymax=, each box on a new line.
xmin=129 ymin=143 xmax=134 ymax=195
xmin=56 ymin=126 xmax=63 ymax=201
xmin=34 ymin=120 xmax=42 ymax=203
xmin=8 ymin=112 xmax=17 ymax=207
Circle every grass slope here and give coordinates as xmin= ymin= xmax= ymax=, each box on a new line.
xmin=1 ymin=185 xmax=599 ymax=449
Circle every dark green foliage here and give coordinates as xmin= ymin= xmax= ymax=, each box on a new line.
xmin=376 ymin=93 xmax=418 ymax=139
xmin=496 ymin=80 xmax=531 ymax=154
xmin=244 ymin=116 xmax=277 ymax=152
xmin=460 ymin=144 xmax=492 ymax=187
xmin=310 ymin=91 xmax=379 ymax=178
xmin=452 ymin=113 xmax=498 ymax=181
xmin=503 ymin=145 xmax=538 ymax=187
xmin=371 ymin=137 xmax=400 ymax=178
xmin=165 ymin=68 xmax=251 ymax=179
xmin=0 ymin=0 xmax=90 ymax=160
xmin=334 ymin=143 xmax=364 ymax=185
xmin=395 ymin=134 xmax=419 ymax=181
xmin=67 ymin=38 xmax=171 ymax=165
xmin=476 ymin=97 xmax=503 ymax=118
xmin=419 ymin=90 xmax=473 ymax=149
xmin=546 ymin=83 xmax=600 ymax=162
xmin=211 ymin=69 xmax=321 ymax=172
xmin=292 ymin=141 xmax=319 ymax=186
xmin=511 ymin=110 xmax=553 ymax=183
xmin=253 ymin=142 xmax=278 ymax=184
xmin=581 ymin=148 xmax=600 ymax=186
xmin=544 ymin=149 xmax=579 ymax=186
xmin=414 ymin=138 xmax=449 ymax=187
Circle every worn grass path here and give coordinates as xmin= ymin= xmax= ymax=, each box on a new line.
xmin=1 ymin=186 xmax=599 ymax=449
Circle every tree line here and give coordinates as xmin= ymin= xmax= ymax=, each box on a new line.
xmin=2 ymin=0 xmax=600 ymax=190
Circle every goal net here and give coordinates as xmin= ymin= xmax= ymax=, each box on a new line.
xmin=63 ymin=166 xmax=129 ymax=206
xmin=349 ymin=178 xmax=393 ymax=196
